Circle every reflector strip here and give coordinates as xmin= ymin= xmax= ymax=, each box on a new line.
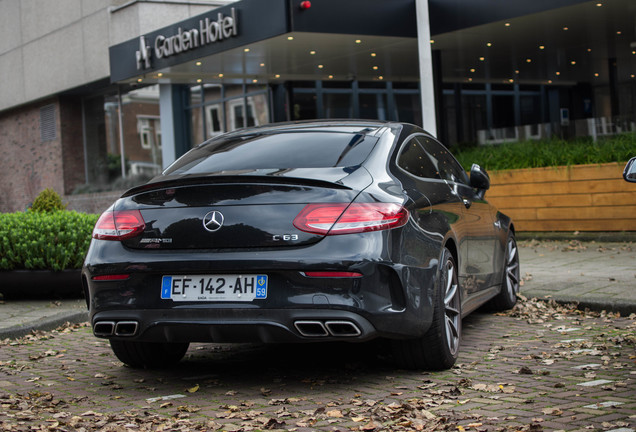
xmin=92 ymin=274 xmax=130 ymax=281
xmin=303 ymin=271 xmax=363 ymax=278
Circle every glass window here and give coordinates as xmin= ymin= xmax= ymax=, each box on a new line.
xmin=492 ymin=95 xmax=514 ymax=128
xmin=520 ymin=95 xmax=541 ymax=125
xmin=397 ymin=136 xmax=468 ymax=184
xmin=360 ymin=93 xmax=387 ymax=120
xmin=397 ymin=138 xmax=441 ymax=180
xmin=138 ymin=118 xmax=152 ymax=149
xmin=77 ymin=85 xmax=162 ymax=194
xmin=292 ymin=93 xmax=317 ymax=120
xmin=206 ymin=104 xmax=223 ymax=137
xmin=190 ymin=106 xmax=205 ymax=147
xmin=394 ymin=93 xmax=422 ymax=126
xmin=417 ymin=137 xmax=468 ymax=184
xmin=229 ymin=99 xmax=257 ymax=130
xmin=164 ymin=132 xmax=379 ymax=175
xmin=324 ymin=93 xmax=352 ymax=118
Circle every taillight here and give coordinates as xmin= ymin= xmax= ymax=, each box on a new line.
xmin=92 ymin=210 xmax=146 ymax=240
xmin=293 ymin=203 xmax=408 ymax=235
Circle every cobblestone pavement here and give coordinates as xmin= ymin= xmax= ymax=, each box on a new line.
xmin=1 ymin=302 xmax=634 ymax=431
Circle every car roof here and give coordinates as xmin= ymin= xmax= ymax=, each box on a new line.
xmin=219 ymin=119 xmax=398 ymax=138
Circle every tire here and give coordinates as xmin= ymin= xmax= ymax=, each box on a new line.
xmin=392 ymin=247 xmax=461 ymax=370
xmin=110 ymin=340 xmax=190 ymax=368
xmin=489 ymin=232 xmax=520 ymax=311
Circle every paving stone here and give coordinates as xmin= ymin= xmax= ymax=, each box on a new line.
xmin=583 ymin=401 xmax=624 ymax=409
xmin=0 ymin=311 xmax=631 ymax=431
xmin=577 ymin=379 xmax=614 ymax=387
xmin=1 ymin=240 xmax=635 ymax=430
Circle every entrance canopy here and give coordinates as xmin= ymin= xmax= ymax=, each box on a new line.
xmin=150 ymin=32 xmax=420 ymax=85
xmin=432 ymin=0 xmax=635 ymax=86
xmin=110 ymin=0 xmax=634 ymax=88
xmin=109 ymin=0 xmax=419 ymax=85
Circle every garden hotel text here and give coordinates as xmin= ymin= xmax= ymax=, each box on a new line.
xmin=136 ymin=8 xmax=238 ymax=70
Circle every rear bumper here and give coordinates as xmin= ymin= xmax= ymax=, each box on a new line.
xmin=91 ymin=308 xmax=380 ymax=343
xmin=83 ymin=231 xmax=441 ymax=343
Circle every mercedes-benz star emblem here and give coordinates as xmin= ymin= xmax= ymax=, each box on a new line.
xmin=202 ymin=210 xmax=224 ymax=232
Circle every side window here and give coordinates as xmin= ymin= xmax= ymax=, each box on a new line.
xmin=397 ymin=138 xmax=441 ymax=180
xmin=418 ymin=137 xmax=469 ymax=185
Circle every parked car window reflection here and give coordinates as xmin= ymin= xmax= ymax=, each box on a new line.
xmin=417 ymin=137 xmax=469 ymax=185
xmin=164 ymin=132 xmax=378 ymax=175
xmin=397 ymin=138 xmax=441 ymax=180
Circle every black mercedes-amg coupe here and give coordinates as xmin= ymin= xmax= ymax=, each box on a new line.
xmin=82 ymin=120 xmax=520 ymax=370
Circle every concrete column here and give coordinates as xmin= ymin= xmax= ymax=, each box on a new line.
xmin=160 ymin=84 xmax=177 ymax=169
xmin=415 ymin=0 xmax=437 ymax=137
xmin=159 ymin=84 xmax=191 ymax=169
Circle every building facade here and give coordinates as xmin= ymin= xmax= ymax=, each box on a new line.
xmin=0 ymin=0 xmax=634 ymax=213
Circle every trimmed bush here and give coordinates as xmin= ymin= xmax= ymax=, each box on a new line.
xmin=453 ymin=133 xmax=636 ymax=171
xmin=0 ymin=211 xmax=99 ymax=271
xmin=31 ymin=188 xmax=67 ymax=212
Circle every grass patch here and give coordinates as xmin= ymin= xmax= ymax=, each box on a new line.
xmin=453 ymin=133 xmax=636 ymax=171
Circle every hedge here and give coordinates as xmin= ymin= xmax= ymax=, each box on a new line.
xmin=453 ymin=132 xmax=636 ymax=171
xmin=0 ymin=211 xmax=99 ymax=271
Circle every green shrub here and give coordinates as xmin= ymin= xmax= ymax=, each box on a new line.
xmin=0 ymin=211 xmax=99 ymax=271
xmin=453 ymin=133 xmax=636 ymax=171
xmin=31 ymin=188 xmax=66 ymax=212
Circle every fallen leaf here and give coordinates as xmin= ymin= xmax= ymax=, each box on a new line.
xmin=185 ymin=384 xmax=199 ymax=393
xmin=177 ymin=405 xmax=201 ymax=413
xmin=542 ymin=407 xmax=563 ymax=415
xmin=517 ymin=366 xmax=533 ymax=375
xmin=361 ymin=420 xmax=381 ymax=431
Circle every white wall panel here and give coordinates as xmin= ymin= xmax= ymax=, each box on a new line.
xmin=0 ymin=0 xmax=22 ymax=55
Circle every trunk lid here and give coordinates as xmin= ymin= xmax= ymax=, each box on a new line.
xmin=117 ymin=168 xmax=372 ymax=250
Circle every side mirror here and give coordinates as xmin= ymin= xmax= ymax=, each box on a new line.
xmin=624 ymin=157 xmax=636 ymax=183
xmin=470 ymin=164 xmax=490 ymax=191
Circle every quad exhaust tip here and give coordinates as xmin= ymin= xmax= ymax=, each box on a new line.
xmin=93 ymin=320 xmax=138 ymax=337
xmin=93 ymin=321 xmax=115 ymax=337
xmin=294 ymin=320 xmax=361 ymax=337
xmin=325 ymin=320 xmax=362 ymax=337
xmin=294 ymin=320 xmax=328 ymax=337
xmin=114 ymin=321 xmax=139 ymax=336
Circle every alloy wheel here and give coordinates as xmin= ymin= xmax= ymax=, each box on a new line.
xmin=505 ymin=237 xmax=520 ymax=302
xmin=443 ymin=258 xmax=461 ymax=356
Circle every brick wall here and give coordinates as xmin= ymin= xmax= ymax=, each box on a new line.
xmin=0 ymin=99 xmax=66 ymax=212
xmin=487 ymin=162 xmax=636 ymax=232
xmin=64 ymin=191 xmax=123 ymax=214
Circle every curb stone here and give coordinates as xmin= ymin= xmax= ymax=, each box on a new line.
xmin=0 ymin=310 xmax=88 ymax=340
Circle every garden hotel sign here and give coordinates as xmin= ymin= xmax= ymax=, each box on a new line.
xmin=136 ymin=8 xmax=238 ymax=70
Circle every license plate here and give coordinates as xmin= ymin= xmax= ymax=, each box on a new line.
xmin=160 ymin=274 xmax=267 ymax=302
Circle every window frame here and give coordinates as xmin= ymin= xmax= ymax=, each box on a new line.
xmin=205 ymin=103 xmax=224 ymax=137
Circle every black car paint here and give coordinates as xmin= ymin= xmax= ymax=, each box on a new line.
xmin=83 ymin=121 xmax=512 ymax=345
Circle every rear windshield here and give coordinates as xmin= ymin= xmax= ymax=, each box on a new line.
xmin=164 ymin=132 xmax=378 ymax=175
